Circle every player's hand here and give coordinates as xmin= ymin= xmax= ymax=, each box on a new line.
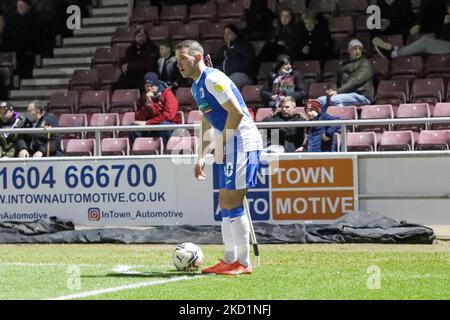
xmin=194 ymin=158 xmax=206 ymax=181
xmin=134 ymin=121 xmax=147 ymax=126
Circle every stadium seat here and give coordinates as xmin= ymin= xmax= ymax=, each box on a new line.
xmin=322 ymin=59 xmax=341 ymax=83
xmin=199 ymin=22 xmax=228 ymax=40
xmin=425 ymin=54 xmax=450 ymax=80
xmin=90 ymin=113 xmax=119 ymax=127
xmin=160 ymin=5 xmax=188 ymax=23
xmin=189 ymin=2 xmax=216 ymax=22
xmin=110 ymin=89 xmax=140 ymax=114
xmin=379 ymin=130 xmax=414 ymax=151
xmin=327 ymin=106 xmax=357 ymax=131
xmin=255 ymin=108 xmax=273 ymax=122
xmin=370 ymin=56 xmax=390 ymax=83
xmin=359 ymin=104 xmax=394 ymax=134
xmin=256 ymin=62 xmax=275 ymax=84
xmin=48 ymin=91 xmax=78 ymax=115
xmin=328 ymin=16 xmax=354 ymax=36
xmin=375 ymin=79 xmax=409 ymax=107
xmin=101 ymin=138 xmax=130 ymax=156
xmin=309 ymin=0 xmax=336 ymax=15
xmin=129 ymin=6 xmax=158 ymax=25
xmin=58 ymin=113 xmax=88 ymax=139
xmin=354 ymin=15 xmax=370 ymax=34
xmin=120 ymin=111 xmax=135 ymax=126
xmin=64 ymin=139 xmax=96 ymax=156
xmin=187 ymin=110 xmax=202 ymax=124
xmin=144 ymin=24 xmax=169 ymax=42
xmin=308 ymin=82 xmax=335 ymax=99
xmin=432 ymin=103 xmax=450 ymax=130
xmin=337 ymin=0 xmax=367 ymax=15
xmin=131 ymin=137 xmax=163 ymax=155
xmin=78 ymin=90 xmax=110 ymax=115
xmin=391 ymin=56 xmax=423 ymax=80
xmin=410 ymin=78 xmax=444 ymax=105
xmin=415 ymin=130 xmax=450 ymax=150
xmin=347 ymin=131 xmax=377 ymax=151
xmin=69 ymin=69 xmax=99 ymax=92
xmin=165 ymin=136 xmax=198 ymax=155
xmin=331 ymin=34 xmax=351 ymax=57
xmin=279 ymin=0 xmax=306 ymax=13
xmin=217 ymin=1 xmax=244 ymax=20
xmin=170 ymin=23 xmax=200 ymax=41
xmin=241 ymin=85 xmax=264 ymax=108
xmin=95 ymin=65 xmax=121 ymax=91
xmin=293 ymin=60 xmax=321 ymax=83
xmin=202 ymin=39 xmax=226 ymax=57
xmin=92 ymin=47 xmax=121 ymax=67
xmin=175 ymin=87 xmax=196 ymax=112
xmin=111 ymin=27 xmax=136 ymax=46
xmin=396 ymin=103 xmax=431 ymax=132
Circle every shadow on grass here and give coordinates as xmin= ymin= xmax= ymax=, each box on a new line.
xmin=81 ymin=270 xmax=202 ymax=279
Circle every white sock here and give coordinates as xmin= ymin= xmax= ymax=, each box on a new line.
xmin=221 ymin=216 xmax=236 ymax=264
xmin=392 ymin=46 xmax=399 ymax=58
xmin=230 ymin=214 xmax=250 ymax=267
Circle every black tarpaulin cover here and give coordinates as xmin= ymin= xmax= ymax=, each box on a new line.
xmin=0 ymin=211 xmax=435 ymax=244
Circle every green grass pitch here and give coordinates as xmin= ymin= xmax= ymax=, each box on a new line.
xmin=0 ymin=243 xmax=449 ymax=300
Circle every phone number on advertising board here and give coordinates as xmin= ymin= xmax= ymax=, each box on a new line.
xmin=0 ymin=164 xmax=157 ymax=190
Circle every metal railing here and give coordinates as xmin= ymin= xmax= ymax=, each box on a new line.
xmin=1 ymin=117 xmax=450 ymax=156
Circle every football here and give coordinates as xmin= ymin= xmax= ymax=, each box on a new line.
xmin=172 ymin=242 xmax=204 ymax=271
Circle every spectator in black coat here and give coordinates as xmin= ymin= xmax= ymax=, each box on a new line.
xmin=409 ymin=0 xmax=447 ymax=37
xmin=118 ymin=28 xmax=159 ymax=92
xmin=157 ymin=40 xmax=191 ymax=89
xmin=260 ymin=54 xmax=307 ymax=109
xmin=244 ymin=0 xmax=275 ymax=41
xmin=214 ymin=24 xmax=255 ymax=89
xmin=297 ymin=10 xmax=335 ymax=61
xmin=373 ymin=0 xmax=416 ymax=40
xmin=262 ymin=96 xmax=305 ymax=152
xmin=16 ymin=101 xmax=62 ymax=158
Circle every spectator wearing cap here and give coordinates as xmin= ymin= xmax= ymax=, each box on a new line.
xmin=213 ymin=24 xmax=256 ymax=89
xmin=298 ymin=99 xmax=340 ymax=153
xmin=132 ymin=72 xmax=180 ymax=144
xmin=317 ymin=39 xmax=374 ymax=112
xmin=16 ymin=101 xmax=62 ymax=158
xmin=0 ymin=102 xmax=25 ymax=157
xmin=119 ymin=28 xmax=159 ymax=92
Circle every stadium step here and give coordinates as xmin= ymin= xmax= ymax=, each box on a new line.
xmin=100 ymin=0 xmax=129 ymax=7
xmin=20 ymin=78 xmax=70 ymax=89
xmin=82 ymin=16 xmax=128 ymax=27
xmin=9 ymin=89 xmax=67 ymax=100
xmin=92 ymin=7 xmax=129 ymax=16
xmin=33 ymin=67 xmax=89 ymax=79
xmin=42 ymin=57 xmax=92 ymax=68
xmin=63 ymin=36 xmax=112 ymax=47
xmin=53 ymin=47 xmax=99 ymax=58
xmin=74 ymin=26 xmax=117 ymax=37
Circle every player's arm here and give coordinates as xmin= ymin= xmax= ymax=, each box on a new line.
xmin=194 ymin=115 xmax=211 ymax=181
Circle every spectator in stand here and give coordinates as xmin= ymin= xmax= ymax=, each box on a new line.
xmin=1 ymin=0 xmax=38 ymax=78
xmin=0 ymin=101 xmax=25 ymax=157
xmin=409 ymin=0 xmax=448 ymax=37
xmin=260 ymin=54 xmax=307 ymax=109
xmin=16 ymin=101 xmax=62 ymax=158
xmin=132 ymin=72 xmax=180 ymax=144
xmin=243 ymin=0 xmax=275 ymax=41
xmin=262 ymin=96 xmax=306 ymax=152
xmin=258 ymin=7 xmax=299 ymax=62
xmin=118 ymin=28 xmax=159 ymax=92
xmin=157 ymin=40 xmax=190 ymax=89
xmin=371 ymin=0 xmax=416 ymax=40
xmin=297 ymin=10 xmax=335 ymax=61
xmin=213 ymin=24 xmax=255 ymax=89
xmin=298 ymin=99 xmax=340 ymax=153
xmin=372 ymin=0 xmax=450 ymax=59
xmin=317 ymin=39 xmax=374 ymax=111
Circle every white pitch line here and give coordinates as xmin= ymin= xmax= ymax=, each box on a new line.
xmin=47 ymin=275 xmax=206 ymax=300
xmin=0 ymin=262 xmax=148 ymax=268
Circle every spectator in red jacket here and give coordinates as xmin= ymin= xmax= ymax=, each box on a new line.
xmin=132 ymin=72 xmax=180 ymax=144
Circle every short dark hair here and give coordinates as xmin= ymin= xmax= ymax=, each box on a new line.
xmin=159 ymin=40 xmax=172 ymax=49
xmin=175 ymin=40 xmax=204 ymax=56
xmin=29 ymin=100 xmax=46 ymax=113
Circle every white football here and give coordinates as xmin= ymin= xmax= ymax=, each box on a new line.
xmin=172 ymin=242 xmax=204 ymax=271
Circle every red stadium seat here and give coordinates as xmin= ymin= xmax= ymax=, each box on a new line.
xmin=378 ymin=34 xmax=404 ymax=48
xmin=308 ymin=82 xmax=335 ymax=99
xmin=48 ymin=91 xmax=78 ymax=115
xmin=415 ymin=130 xmax=450 ymax=150
xmin=432 ymin=103 xmax=450 ymax=130
xmin=64 ymin=139 xmax=96 ymax=156
xmin=293 ymin=60 xmax=321 ymax=84
xmin=90 ymin=112 xmax=120 ymax=138
xmin=92 ymin=47 xmax=121 ymax=67
xmin=69 ymin=69 xmax=99 ymax=92
xmin=327 ymin=106 xmax=357 ymax=120
xmin=95 ymin=65 xmax=121 ymax=91
xmin=120 ymin=111 xmax=136 ymax=126
xmin=322 ymin=60 xmax=341 ymax=83
xmin=425 ymin=54 xmax=450 ymax=80
xmin=176 ymin=87 xmax=196 ymax=112
xmin=101 ymin=138 xmax=130 ymax=156
xmin=241 ymin=85 xmax=264 ymax=108
xmin=189 ymin=2 xmax=216 ymax=22
xmin=58 ymin=113 xmax=88 ymax=139
xmin=78 ymin=90 xmax=110 ymax=115
xmin=279 ymin=0 xmax=306 ymax=13
xmin=391 ymin=56 xmax=423 ymax=80
xmin=347 ymin=131 xmax=377 ymax=151
xmin=257 ymin=61 xmax=275 ymax=84
xmin=217 ymin=1 xmax=244 ymax=20
xmin=328 ymin=16 xmax=354 ymax=35
xmin=146 ymin=24 xmax=170 ymax=42
xmin=170 ymin=23 xmax=200 ymax=41
xmin=309 ymin=0 xmax=336 ymax=14
xmin=187 ymin=110 xmax=202 ymax=124
xmin=410 ymin=78 xmax=444 ymax=105
xmin=202 ymin=39 xmax=226 ymax=57
xmin=110 ymin=89 xmax=140 ymax=114
xmin=165 ymin=136 xmax=198 ymax=155
xmin=130 ymin=6 xmax=158 ymax=25
xmin=370 ymin=56 xmax=390 ymax=83
xmin=199 ymin=22 xmax=228 ymax=40
xmin=131 ymin=137 xmax=163 ymax=155
xmin=255 ymin=108 xmax=273 ymax=122
xmin=379 ymin=131 xmax=414 ymax=151
xmin=359 ymin=104 xmax=394 ymax=134
xmin=111 ymin=27 xmax=136 ymax=46
xmin=337 ymin=0 xmax=367 ymax=15
xmin=396 ymin=103 xmax=430 ymax=132
xmin=160 ymin=5 xmax=188 ymax=23
xmin=375 ymin=80 xmax=409 ymax=107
